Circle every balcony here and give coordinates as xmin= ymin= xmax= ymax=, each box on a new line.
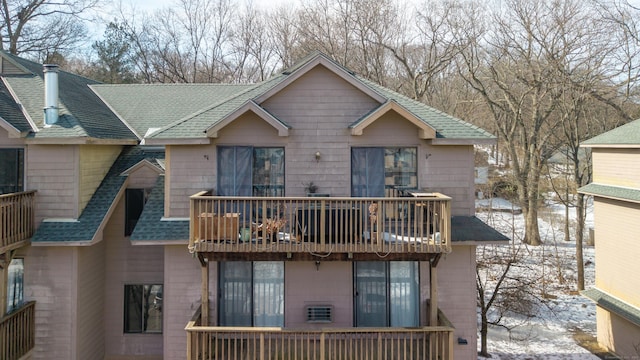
xmin=0 ymin=301 xmax=35 ymax=360
xmin=185 ymin=305 xmax=454 ymax=360
xmin=189 ymin=192 xmax=451 ymax=259
xmin=0 ymin=191 xmax=36 ymax=254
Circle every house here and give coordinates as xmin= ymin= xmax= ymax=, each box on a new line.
xmin=579 ymin=119 xmax=640 ymax=358
xmin=0 ymin=50 xmax=508 ymax=360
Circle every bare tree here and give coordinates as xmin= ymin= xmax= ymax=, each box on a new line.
xmin=0 ymin=0 xmax=99 ymax=57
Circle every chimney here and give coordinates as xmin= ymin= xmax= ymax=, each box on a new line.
xmin=43 ymin=64 xmax=59 ymax=126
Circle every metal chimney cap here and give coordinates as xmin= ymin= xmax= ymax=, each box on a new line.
xmin=43 ymin=64 xmax=59 ymax=72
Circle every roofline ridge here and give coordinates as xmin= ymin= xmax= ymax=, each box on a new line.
xmin=148 ymin=74 xmax=287 ymax=138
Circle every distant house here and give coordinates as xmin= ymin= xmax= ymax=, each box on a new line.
xmin=579 ymin=119 xmax=640 ymax=358
xmin=0 ymin=50 xmax=508 ymax=360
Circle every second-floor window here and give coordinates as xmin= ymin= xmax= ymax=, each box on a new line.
xmin=123 ymin=284 xmax=163 ymax=334
xmin=351 ymin=147 xmax=417 ymax=197
xmin=0 ymin=148 xmax=24 ymax=195
xmin=217 ymin=146 xmax=285 ymax=196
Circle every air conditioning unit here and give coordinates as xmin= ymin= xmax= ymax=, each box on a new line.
xmin=305 ymin=305 xmax=333 ymax=323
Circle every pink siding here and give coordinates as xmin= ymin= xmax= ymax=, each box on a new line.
xmin=163 ymin=246 xmax=206 ymax=360
xmin=103 ymin=188 xmax=164 ymax=357
xmin=436 ymin=245 xmax=478 ymax=359
xmin=25 ymin=246 xmax=76 ymax=359
xmin=76 ymin=241 xmax=106 ymax=359
xmin=285 ymin=262 xmax=353 ymax=328
xmin=166 ymin=145 xmax=215 ymax=218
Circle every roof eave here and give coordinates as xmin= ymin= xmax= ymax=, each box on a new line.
xmin=431 ymin=137 xmax=496 ymax=145
xmin=350 ymin=100 xmax=436 ymax=139
xmin=25 ymin=137 xmax=139 ymax=145
xmin=143 ymin=137 xmax=211 ymax=145
xmin=205 ymin=100 xmax=290 ymax=138
xmin=581 ymin=143 xmax=640 ymax=148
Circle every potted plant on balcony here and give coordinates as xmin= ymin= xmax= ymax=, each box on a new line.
xmin=304 ymin=181 xmax=318 ymax=196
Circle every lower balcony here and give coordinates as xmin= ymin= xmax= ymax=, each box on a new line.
xmin=185 ymin=306 xmax=454 ymax=360
xmin=189 ymin=192 xmax=451 ymax=259
xmin=0 ymin=301 xmax=35 ymax=360
xmin=1 ymin=191 xmax=36 ymax=254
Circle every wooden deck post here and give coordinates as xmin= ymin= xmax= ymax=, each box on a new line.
xmin=198 ymin=253 xmax=209 ymax=326
xmin=429 ymin=254 xmax=442 ymax=326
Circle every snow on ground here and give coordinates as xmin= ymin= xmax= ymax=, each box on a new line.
xmin=476 ymin=195 xmax=598 ymax=359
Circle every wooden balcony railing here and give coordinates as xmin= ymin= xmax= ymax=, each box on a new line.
xmin=189 ymin=193 xmax=451 ymax=255
xmin=0 ymin=301 xmax=35 ymax=360
xmin=186 ymin=305 xmax=454 ymax=360
xmin=0 ymin=191 xmax=36 ymax=253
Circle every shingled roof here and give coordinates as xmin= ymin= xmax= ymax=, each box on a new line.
xmin=0 ymin=50 xmax=137 ymax=142
xmin=0 ymin=80 xmax=31 ymax=133
xmin=31 ymin=146 xmax=164 ymax=244
xmin=582 ymin=118 xmax=640 ymax=147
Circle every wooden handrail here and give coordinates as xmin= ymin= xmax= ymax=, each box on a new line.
xmin=189 ymin=194 xmax=451 ymax=255
xmin=0 ymin=301 xmax=36 ymax=360
xmin=0 ymin=191 xmax=36 ymax=251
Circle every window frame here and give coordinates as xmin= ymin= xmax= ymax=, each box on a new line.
xmin=218 ymin=261 xmax=285 ymax=327
xmin=123 ymin=284 xmax=163 ymax=334
xmin=217 ymin=146 xmax=285 ymax=197
xmin=0 ymin=148 xmax=24 ymax=195
xmin=353 ymin=261 xmax=420 ymax=327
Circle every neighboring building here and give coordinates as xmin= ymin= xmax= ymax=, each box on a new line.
xmin=580 ymin=119 xmax=640 ymax=358
xmin=0 ymin=50 xmax=507 ymax=360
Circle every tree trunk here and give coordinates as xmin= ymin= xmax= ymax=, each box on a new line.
xmin=576 ymin=193 xmax=586 ymax=291
xmin=524 ymin=203 xmax=542 ymax=245
xmin=479 ymin=309 xmax=489 ymax=357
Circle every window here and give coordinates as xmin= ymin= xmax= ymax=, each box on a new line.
xmin=124 ymin=284 xmax=163 ymax=333
xmin=354 ymin=261 xmax=419 ymax=327
xmin=0 ymin=148 xmax=24 ymax=194
xmin=351 ymin=147 xmax=417 ymax=197
xmin=217 ymin=146 xmax=285 ymax=197
xmin=125 ymin=188 xmax=150 ymax=236
xmin=219 ymin=261 xmax=284 ymax=326
xmin=6 ymin=258 xmax=24 ymax=314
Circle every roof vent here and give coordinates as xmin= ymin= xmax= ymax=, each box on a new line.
xmin=305 ymin=305 xmax=333 ymax=323
xmin=43 ymin=64 xmax=59 ymax=126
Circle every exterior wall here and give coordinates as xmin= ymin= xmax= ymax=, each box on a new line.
xmin=25 ymin=246 xmax=76 ymax=359
xmin=78 ymin=145 xmax=121 ymax=213
xmin=163 ymin=246 xmax=205 ymax=360
xmin=103 ymin=186 xmax=164 ymax=358
xmin=76 ymin=240 xmax=106 ymax=360
xmin=596 ymin=307 xmax=640 ymax=358
xmin=436 ymin=245 xmax=478 ymax=360
xmin=593 ymin=198 xmax=640 ymax=309
xmin=0 ymin=127 xmax=25 ymax=146
xmin=285 ymin=261 xmax=353 ymax=328
xmin=27 ymin=144 xmax=79 ymax=221
xmin=167 ymin=64 xmax=475 ymax=216
xmin=592 ymin=148 xmax=640 ymax=188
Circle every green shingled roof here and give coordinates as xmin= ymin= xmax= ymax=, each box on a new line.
xmin=32 ymin=146 xmax=164 ymax=243
xmin=0 ymin=80 xmax=31 ymax=132
xmin=91 ymin=83 xmax=251 ymax=138
xmin=582 ymin=288 xmax=640 ymax=327
xmin=578 ymin=183 xmax=640 ymax=203
xmin=130 ymin=176 xmax=189 ymax=242
xmin=582 ymin=118 xmax=640 ymax=146
xmin=0 ymin=51 xmax=137 ymax=140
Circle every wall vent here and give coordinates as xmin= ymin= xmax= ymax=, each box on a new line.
xmin=305 ymin=305 xmax=333 ymax=323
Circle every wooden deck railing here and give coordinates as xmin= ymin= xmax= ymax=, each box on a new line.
xmin=186 ymin=306 xmax=454 ymax=360
xmin=0 ymin=191 xmax=36 ymax=253
xmin=189 ymin=193 xmax=451 ymax=254
xmin=0 ymin=301 xmax=35 ymax=360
